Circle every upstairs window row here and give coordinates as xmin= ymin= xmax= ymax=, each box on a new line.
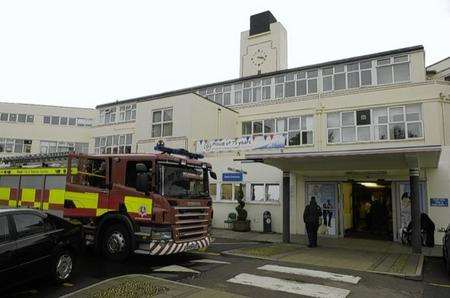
xmin=0 ymin=113 xmax=34 ymax=123
xmin=99 ymin=103 xmax=137 ymax=125
xmin=327 ymin=104 xmax=422 ymax=144
xmin=43 ymin=115 xmax=93 ymax=127
xmin=197 ymin=54 xmax=411 ymax=106
xmin=242 ymin=115 xmax=314 ymax=146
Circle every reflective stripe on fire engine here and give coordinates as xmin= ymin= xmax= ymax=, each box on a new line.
xmin=49 ymin=189 xmax=65 ymax=205
xmin=0 ymin=187 xmax=10 ymax=202
xmin=20 ymin=188 xmax=36 ymax=203
xmin=65 ymin=191 xmax=99 ymax=209
xmin=0 ymin=167 xmax=77 ymax=176
xmin=124 ymin=196 xmax=153 ymax=216
xmin=96 ymin=208 xmax=111 ymax=216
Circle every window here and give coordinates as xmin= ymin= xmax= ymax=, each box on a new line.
xmin=60 ymin=117 xmax=68 ymax=125
xmin=119 ymin=104 xmax=137 ymax=122
xmin=242 ymin=115 xmax=314 ymax=146
xmin=243 ymin=81 xmax=252 ymax=103
xmin=296 ymin=71 xmax=307 ymax=96
xmin=327 ymin=104 xmax=422 ymax=143
xmin=251 ymin=183 xmax=280 ymax=202
xmin=152 ymin=108 xmax=173 ymax=138
xmin=0 ymin=139 xmax=32 ymax=154
xmin=209 ymin=183 xmax=217 ymax=199
xmin=69 ymin=118 xmax=76 ymax=125
xmin=9 ymin=113 xmax=17 ymax=122
xmin=26 ymin=115 xmax=34 ymax=123
xmin=285 ymin=73 xmax=296 ymax=98
xmin=78 ymin=158 xmax=107 ymax=188
xmin=377 ymin=55 xmax=410 ymax=85
xmin=307 ymin=70 xmax=318 ymax=94
xmin=125 ymin=160 xmax=152 ymax=189
xmin=0 ymin=113 xmax=8 ymax=121
xmin=0 ymin=216 xmax=9 ymax=244
xmin=275 ymin=75 xmax=284 ymax=98
xmin=262 ymin=78 xmax=271 ymax=100
xmin=13 ymin=214 xmax=45 ymax=238
xmin=18 ymin=114 xmax=26 ymax=123
xmin=221 ymin=183 xmax=233 ymax=200
xmin=251 ymin=184 xmax=265 ymax=201
xmin=252 ymin=80 xmax=262 ymax=102
xmin=94 ymin=134 xmax=132 ymax=154
xmin=242 ymin=121 xmax=252 ymax=136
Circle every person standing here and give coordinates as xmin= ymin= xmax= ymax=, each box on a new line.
xmin=303 ymin=196 xmax=322 ymax=247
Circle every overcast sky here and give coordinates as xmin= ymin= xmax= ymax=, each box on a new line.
xmin=0 ymin=0 xmax=449 ymax=108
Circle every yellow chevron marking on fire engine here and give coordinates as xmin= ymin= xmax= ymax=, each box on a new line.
xmin=96 ymin=208 xmax=111 ymax=216
xmin=8 ymin=199 xmax=17 ymax=207
xmin=124 ymin=196 xmax=153 ymax=216
xmin=0 ymin=167 xmax=77 ymax=176
xmin=65 ymin=191 xmax=99 ymax=209
xmin=0 ymin=187 xmax=10 ymax=201
xmin=49 ymin=189 xmax=65 ymax=205
xmin=34 ymin=202 xmax=41 ymax=208
xmin=21 ymin=188 xmax=36 ymax=203
xmin=43 ymin=202 xmax=49 ymax=210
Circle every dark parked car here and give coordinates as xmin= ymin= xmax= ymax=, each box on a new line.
xmin=0 ymin=208 xmax=83 ymax=291
xmin=444 ymin=223 xmax=450 ymax=275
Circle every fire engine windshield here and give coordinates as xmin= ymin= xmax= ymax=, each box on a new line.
xmin=160 ymin=164 xmax=208 ymax=198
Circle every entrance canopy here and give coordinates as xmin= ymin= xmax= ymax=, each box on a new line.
xmin=244 ymin=145 xmax=441 ymax=172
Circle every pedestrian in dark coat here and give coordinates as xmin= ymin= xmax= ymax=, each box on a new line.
xmin=303 ymin=196 xmax=322 ymax=247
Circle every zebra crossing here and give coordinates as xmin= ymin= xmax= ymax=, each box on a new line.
xmin=151 ymin=256 xmax=361 ymax=297
xmin=226 ymin=263 xmax=361 ymax=298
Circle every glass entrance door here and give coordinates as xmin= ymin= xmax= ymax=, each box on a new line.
xmin=305 ymin=183 xmax=339 ymax=237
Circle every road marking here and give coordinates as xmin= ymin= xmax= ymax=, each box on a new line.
xmin=153 ymin=265 xmax=200 ymax=274
xmin=210 ymin=242 xmax=260 ymax=245
xmin=227 ymin=273 xmax=350 ymax=298
xmin=190 ymin=258 xmax=230 ymax=264
xmin=428 ymin=282 xmax=450 ymax=288
xmin=258 ymin=264 xmax=361 ymax=284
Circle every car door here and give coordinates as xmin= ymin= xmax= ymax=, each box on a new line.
xmin=0 ymin=214 xmax=17 ymax=289
xmin=12 ymin=212 xmax=54 ymax=282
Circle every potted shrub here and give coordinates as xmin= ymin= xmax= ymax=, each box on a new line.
xmin=232 ymin=184 xmax=251 ymax=232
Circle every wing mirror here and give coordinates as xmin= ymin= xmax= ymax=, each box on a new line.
xmin=209 ymin=171 xmax=217 ymax=180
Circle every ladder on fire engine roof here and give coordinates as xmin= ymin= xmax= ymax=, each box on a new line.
xmin=0 ymin=152 xmax=71 ymax=167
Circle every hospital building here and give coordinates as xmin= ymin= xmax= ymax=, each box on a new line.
xmin=1 ymin=11 xmax=450 ymax=244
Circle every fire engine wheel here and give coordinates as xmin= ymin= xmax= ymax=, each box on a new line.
xmin=102 ymin=224 xmax=131 ymax=261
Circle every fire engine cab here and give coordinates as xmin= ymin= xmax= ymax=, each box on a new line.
xmin=0 ymin=143 xmax=216 ymax=261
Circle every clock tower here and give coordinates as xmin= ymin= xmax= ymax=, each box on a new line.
xmin=240 ymin=11 xmax=288 ymax=77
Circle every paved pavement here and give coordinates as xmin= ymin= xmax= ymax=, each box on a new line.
xmin=2 ymin=237 xmax=449 ymax=297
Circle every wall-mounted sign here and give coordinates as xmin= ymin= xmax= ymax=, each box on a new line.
xmin=430 ymin=198 xmax=448 ymax=207
xmin=195 ymin=135 xmax=286 ymax=154
xmin=222 ymin=172 xmax=243 ymax=182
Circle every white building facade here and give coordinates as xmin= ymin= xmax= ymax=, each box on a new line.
xmin=2 ymin=11 xmax=450 ymax=245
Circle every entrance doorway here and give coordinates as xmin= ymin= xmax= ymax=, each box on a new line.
xmin=342 ymin=181 xmax=393 ymax=241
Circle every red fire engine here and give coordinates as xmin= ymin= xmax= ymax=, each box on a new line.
xmin=0 ymin=144 xmax=215 ymax=260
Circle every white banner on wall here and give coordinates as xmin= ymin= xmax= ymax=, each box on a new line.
xmin=195 ymin=134 xmax=286 ymax=154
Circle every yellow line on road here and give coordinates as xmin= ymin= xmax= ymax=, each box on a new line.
xmin=428 ymin=282 xmax=450 ymax=288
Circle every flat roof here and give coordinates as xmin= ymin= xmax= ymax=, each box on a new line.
xmin=97 ymin=45 xmax=424 ymax=109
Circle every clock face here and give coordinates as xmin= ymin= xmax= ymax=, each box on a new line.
xmin=250 ymin=48 xmax=268 ymax=67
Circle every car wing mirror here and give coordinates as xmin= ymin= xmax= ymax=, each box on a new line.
xmin=210 ymin=171 xmax=217 ymax=180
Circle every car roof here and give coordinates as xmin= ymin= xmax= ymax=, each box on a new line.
xmin=0 ymin=208 xmax=45 ymax=216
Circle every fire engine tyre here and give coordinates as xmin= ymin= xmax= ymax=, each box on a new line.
xmin=53 ymin=250 xmax=74 ymax=283
xmin=102 ymin=224 xmax=131 ymax=262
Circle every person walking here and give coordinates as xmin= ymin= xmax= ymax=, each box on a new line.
xmin=303 ymin=196 xmax=322 ymax=247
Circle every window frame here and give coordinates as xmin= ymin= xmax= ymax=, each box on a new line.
xmin=151 ymin=108 xmax=173 ymax=138
xmin=326 ymin=104 xmax=423 ymax=144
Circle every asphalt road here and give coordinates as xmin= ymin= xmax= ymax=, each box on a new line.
xmin=3 ymin=238 xmax=450 ymax=297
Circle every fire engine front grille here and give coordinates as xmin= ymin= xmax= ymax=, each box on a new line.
xmin=174 ymin=206 xmax=210 ymax=242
